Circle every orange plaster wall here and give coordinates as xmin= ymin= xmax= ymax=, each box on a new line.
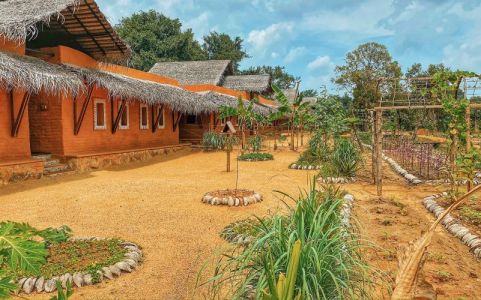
xmin=60 ymin=85 xmax=179 ymax=156
xmin=0 ymin=88 xmax=32 ymax=162
xmin=0 ymin=38 xmax=25 ymax=55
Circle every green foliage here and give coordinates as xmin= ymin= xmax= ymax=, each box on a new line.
xmin=307 ymin=89 xmax=348 ymax=138
xmin=331 ymin=139 xmax=361 ymax=177
xmin=262 ymin=240 xmax=302 ymax=300
xmin=202 ymin=31 xmax=249 ymax=72
xmin=334 ymin=42 xmax=401 ymax=109
xmin=456 ymin=148 xmax=481 ymax=184
xmin=240 ymin=66 xmax=299 ymax=90
xmin=115 ymin=10 xmax=206 ymax=71
xmin=358 ymin=132 xmax=372 ymax=145
xmin=50 ymin=280 xmax=73 ymax=300
xmin=203 ymin=184 xmax=371 ymax=299
xmin=202 ymin=131 xmax=226 ymax=150
xmin=0 ymin=222 xmax=71 ymax=298
xmin=248 ymin=135 xmax=263 ymax=152
xmin=238 ymin=153 xmax=274 ymax=161
xmin=460 ymin=207 xmax=481 ymax=222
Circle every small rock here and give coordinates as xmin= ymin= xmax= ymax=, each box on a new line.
xmin=61 ymin=273 xmax=72 ymax=288
xmin=22 ymin=277 xmax=36 ymax=294
xmin=72 ymin=273 xmax=84 ymax=287
xmin=96 ymin=270 xmax=104 ymax=282
xmin=83 ymin=274 xmax=93 ymax=285
xmin=125 ymin=251 xmax=140 ymax=262
xmin=109 ymin=265 xmax=121 ymax=276
xmin=124 ymin=258 xmax=138 ymax=269
xmin=115 ymin=261 xmax=132 ymax=273
xmin=227 ymin=197 xmax=234 ymax=206
xmin=44 ymin=277 xmax=58 ymax=293
xmin=243 ymin=197 xmax=250 ymax=205
xmin=102 ymin=267 xmax=114 ymax=279
xmin=234 ymin=198 xmax=240 ymax=206
xmin=18 ymin=277 xmax=28 ymax=288
xmin=35 ymin=277 xmax=45 ymax=292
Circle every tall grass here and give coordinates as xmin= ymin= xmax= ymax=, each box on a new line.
xmin=331 ymin=139 xmax=361 ymax=177
xmin=202 ymin=131 xmax=226 ymax=150
xmin=202 ymin=184 xmax=372 ymax=299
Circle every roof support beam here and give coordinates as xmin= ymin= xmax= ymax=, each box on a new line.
xmin=66 ymin=5 xmax=106 ymax=56
xmin=10 ymin=89 xmax=31 ymax=137
xmin=152 ymin=105 xmax=164 ymax=133
xmin=173 ymin=112 xmax=183 ymax=132
xmin=112 ymin=99 xmax=127 ymax=134
xmin=74 ymin=84 xmax=94 ymax=135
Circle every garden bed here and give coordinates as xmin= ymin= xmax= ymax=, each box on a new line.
xmin=202 ymin=189 xmax=262 ymax=206
xmin=16 ymin=238 xmax=142 ymax=294
xmin=238 ymin=152 xmax=273 ymax=161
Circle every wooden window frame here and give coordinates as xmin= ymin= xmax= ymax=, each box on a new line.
xmin=140 ymin=103 xmax=149 ymax=130
xmin=157 ymin=106 xmax=165 ymax=129
xmin=93 ymin=99 xmax=107 ymax=130
xmin=119 ymin=101 xmax=129 ymax=130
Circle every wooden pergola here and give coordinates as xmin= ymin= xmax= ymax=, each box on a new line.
xmin=371 ymin=76 xmax=481 ymax=197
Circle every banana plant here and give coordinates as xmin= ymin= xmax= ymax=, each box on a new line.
xmin=262 ymin=240 xmax=302 ymax=300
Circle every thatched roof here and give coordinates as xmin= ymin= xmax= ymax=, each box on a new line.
xmin=0 ymin=50 xmax=84 ymax=95
xmin=66 ymin=65 xmax=215 ymax=114
xmin=199 ymin=91 xmax=273 ymax=116
xmin=149 ymin=60 xmax=232 ymax=85
xmin=282 ymin=88 xmax=298 ymax=103
xmin=221 ymin=75 xmax=271 ymax=93
xmin=0 ymin=0 xmax=130 ymax=63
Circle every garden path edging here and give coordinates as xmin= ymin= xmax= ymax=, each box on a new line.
xmin=17 ymin=238 xmax=143 ymax=295
xmin=423 ymin=192 xmax=481 ymax=258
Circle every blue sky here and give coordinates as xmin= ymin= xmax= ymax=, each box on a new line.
xmin=98 ymin=0 xmax=481 ymax=93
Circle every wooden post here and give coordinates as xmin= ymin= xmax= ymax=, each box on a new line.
xmin=375 ymin=110 xmax=383 ymax=198
xmin=227 ymin=148 xmax=231 ymax=172
xmin=371 ymin=110 xmax=376 ymax=184
xmin=466 ymin=104 xmax=472 ymax=191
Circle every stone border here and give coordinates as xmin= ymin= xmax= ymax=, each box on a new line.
xmin=363 ymin=144 xmax=422 ymax=185
xmin=238 ymin=157 xmax=274 ymax=162
xmin=202 ymin=191 xmax=263 ymax=206
xmin=17 ymin=238 xmax=143 ymax=295
xmin=423 ymin=193 xmax=481 ymax=258
xmin=289 ymin=163 xmax=320 ymax=170
xmin=318 ymin=177 xmax=356 ymax=184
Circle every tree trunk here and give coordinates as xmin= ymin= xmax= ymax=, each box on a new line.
xmin=227 ymin=149 xmax=231 ymax=172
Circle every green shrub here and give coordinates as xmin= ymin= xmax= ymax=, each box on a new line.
xmin=248 ymin=135 xmax=263 ymax=152
xmin=358 ymin=132 xmax=372 ymax=145
xmin=204 ymin=184 xmax=372 ymax=299
xmin=202 ymin=131 xmax=225 ymax=150
xmin=238 ymin=153 xmax=273 ymax=161
xmin=331 ymin=139 xmax=361 ymax=177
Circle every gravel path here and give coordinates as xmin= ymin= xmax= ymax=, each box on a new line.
xmin=1 ymin=149 xmax=316 ymax=300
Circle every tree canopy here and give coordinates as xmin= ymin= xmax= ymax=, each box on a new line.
xmin=116 ymin=10 xmax=207 ymax=71
xmin=334 ymin=42 xmax=401 ymax=109
xmin=202 ymin=31 xmax=249 ymax=72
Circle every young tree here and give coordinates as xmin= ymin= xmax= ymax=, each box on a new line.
xmin=202 ymin=32 xmax=249 ymax=72
xmin=334 ymin=42 xmax=401 ymax=109
xmin=219 ymin=98 xmax=259 ymax=151
xmin=240 ymin=65 xmax=299 ymax=89
xmin=116 ymin=10 xmax=206 ymax=71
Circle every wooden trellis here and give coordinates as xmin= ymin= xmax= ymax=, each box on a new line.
xmin=371 ymin=76 xmax=481 ymax=197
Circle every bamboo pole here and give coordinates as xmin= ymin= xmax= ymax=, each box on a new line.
xmin=375 ymin=111 xmax=383 ymax=197
xmin=371 ymin=111 xmax=376 ymax=184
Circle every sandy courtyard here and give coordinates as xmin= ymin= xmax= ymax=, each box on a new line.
xmin=0 ymin=149 xmax=317 ymax=300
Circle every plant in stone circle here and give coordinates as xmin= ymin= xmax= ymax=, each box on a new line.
xmin=0 ymin=222 xmax=71 ymax=298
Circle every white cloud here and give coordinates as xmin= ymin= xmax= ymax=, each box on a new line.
xmin=284 ymin=47 xmax=306 ymax=64
xmin=247 ymin=22 xmax=294 ymax=54
xmin=183 ymin=12 xmax=211 ymax=41
xmin=307 ymin=56 xmax=331 ymax=71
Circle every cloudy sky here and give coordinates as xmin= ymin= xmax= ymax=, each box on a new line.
xmin=97 ymin=0 xmax=481 ymax=92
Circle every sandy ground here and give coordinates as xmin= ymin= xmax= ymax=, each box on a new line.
xmin=1 ymin=148 xmax=317 ymax=300
xmin=2 ymin=145 xmax=481 ymax=299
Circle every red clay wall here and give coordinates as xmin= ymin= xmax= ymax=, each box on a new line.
xmin=0 ymin=88 xmax=32 ymax=162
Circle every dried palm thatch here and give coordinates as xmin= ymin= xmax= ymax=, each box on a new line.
xmin=392 ymin=185 xmax=481 ymax=300
xmin=66 ymin=66 xmax=216 ymax=115
xmin=0 ymin=0 xmax=79 ymax=42
xmin=221 ymin=75 xmax=271 ymax=93
xmin=149 ymin=60 xmax=232 ymax=85
xmin=0 ymin=50 xmax=84 ymax=96
xmin=199 ymin=91 xmax=274 ymax=116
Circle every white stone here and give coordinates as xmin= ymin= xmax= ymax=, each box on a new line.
xmin=124 ymin=259 xmax=138 ymax=269
xmin=125 ymin=251 xmax=140 ymax=262
xmin=61 ymin=273 xmax=72 ymax=288
xmin=83 ymin=274 xmax=93 ymax=285
xmin=72 ymin=273 xmax=83 ymax=288
xmin=115 ymin=261 xmax=132 ymax=273
xmin=22 ymin=277 xmax=36 ymax=294
xmin=227 ymin=197 xmax=234 ymax=206
xmin=44 ymin=277 xmax=58 ymax=293
xmin=234 ymin=198 xmax=240 ymax=206
xmin=35 ymin=277 xmax=45 ymax=292
xmin=109 ymin=265 xmax=121 ymax=276
xmin=102 ymin=267 xmax=114 ymax=279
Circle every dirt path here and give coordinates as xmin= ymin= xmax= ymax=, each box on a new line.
xmin=1 ymin=149 xmax=317 ymax=300
xmin=2 ymin=148 xmax=481 ymax=299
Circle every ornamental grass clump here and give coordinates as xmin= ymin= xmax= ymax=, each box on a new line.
xmin=331 ymin=139 xmax=361 ymax=177
xmin=202 ymin=131 xmax=225 ymax=151
xmin=202 ymin=184 xmax=372 ymax=299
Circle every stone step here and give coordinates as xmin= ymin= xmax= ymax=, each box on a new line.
xmin=44 ymin=159 xmax=61 ymax=167
xmin=43 ymin=163 xmax=70 ymax=175
xmin=44 ymin=170 xmax=76 ymax=178
xmin=32 ymin=153 xmax=52 ymax=161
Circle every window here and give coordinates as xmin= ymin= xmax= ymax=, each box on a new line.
xmin=94 ymin=99 xmax=106 ymax=130
xmin=140 ymin=104 xmax=149 ymax=130
xmin=119 ymin=101 xmax=129 ymax=129
xmin=186 ymin=114 xmax=197 ymax=124
xmin=157 ymin=106 xmax=165 ymax=129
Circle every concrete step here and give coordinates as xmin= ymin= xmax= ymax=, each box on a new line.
xmin=32 ymin=153 xmax=52 ymax=161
